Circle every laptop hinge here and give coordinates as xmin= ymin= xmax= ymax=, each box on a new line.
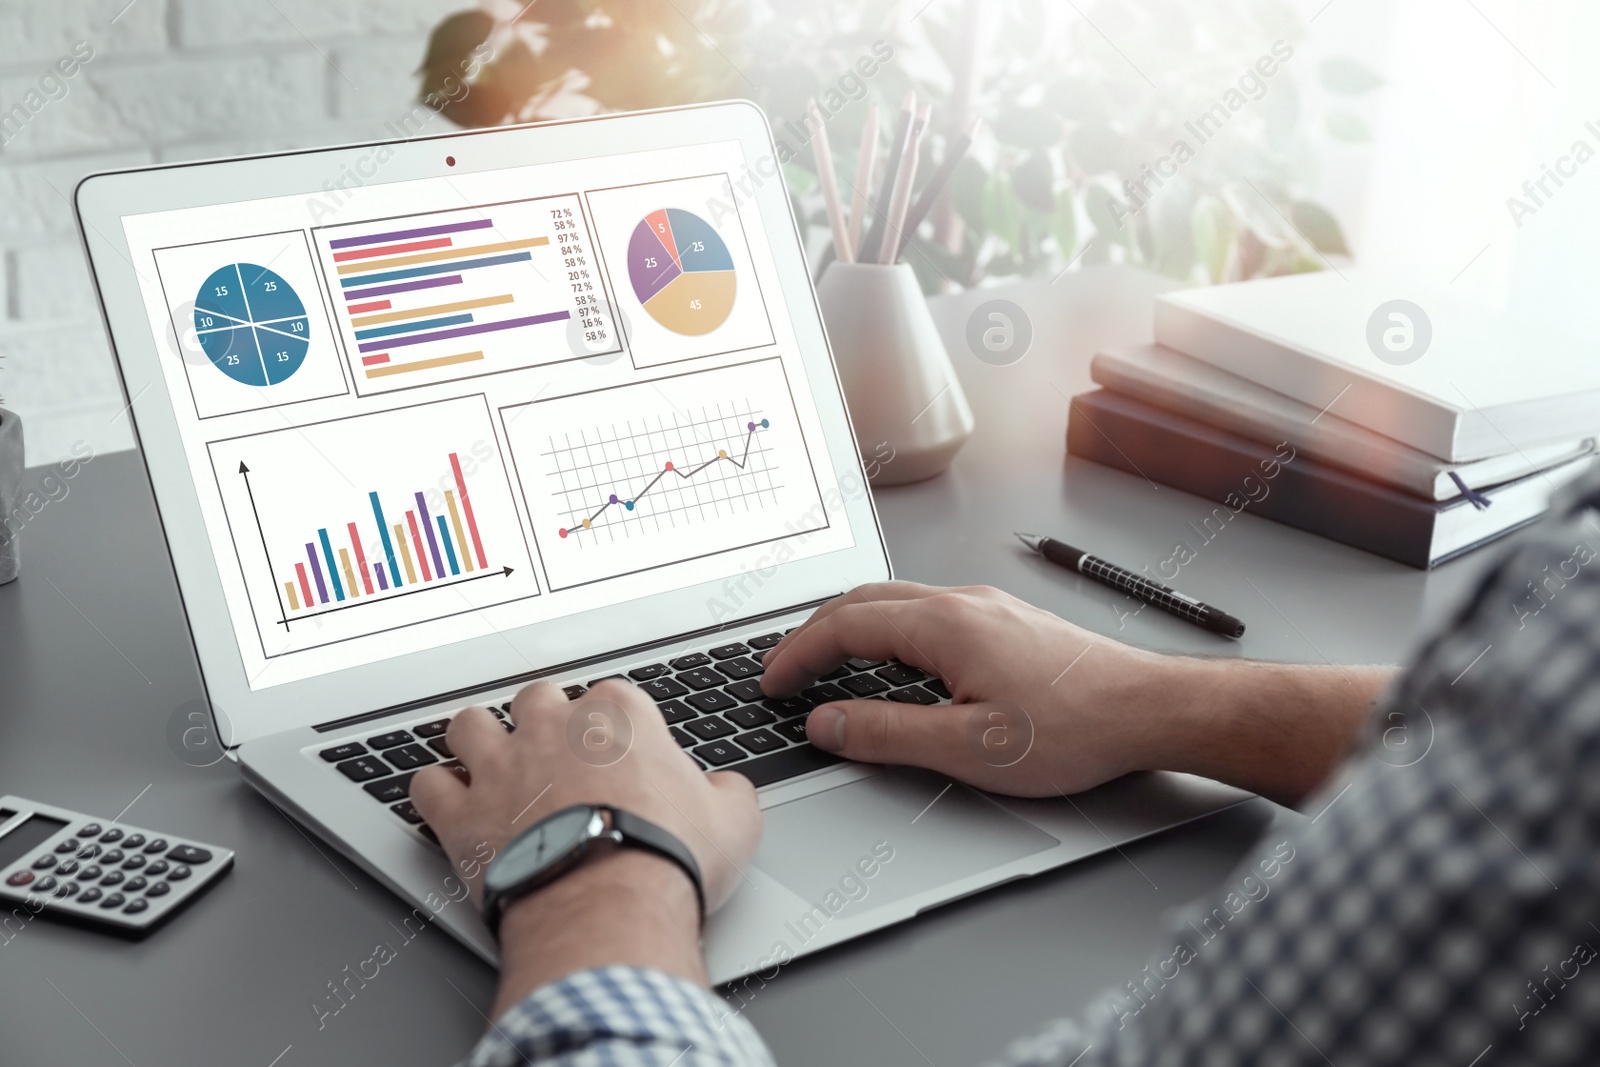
xmin=309 ymin=596 xmax=836 ymax=734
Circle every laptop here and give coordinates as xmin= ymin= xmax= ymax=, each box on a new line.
xmin=74 ymin=101 xmax=1247 ymax=982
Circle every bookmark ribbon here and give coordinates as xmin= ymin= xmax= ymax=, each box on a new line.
xmin=1448 ymin=471 xmax=1492 ymax=510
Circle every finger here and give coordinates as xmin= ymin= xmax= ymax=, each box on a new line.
xmin=762 ymin=599 xmax=944 ymax=696
xmin=508 ymin=680 xmax=570 ymax=732
xmin=806 ymin=699 xmax=977 ymax=774
xmin=409 ymin=762 xmax=467 ymax=826
xmin=770 ymin=581 xmax=946 ymax=661
xmin=444 ymin=705 xmax=508 ymax=777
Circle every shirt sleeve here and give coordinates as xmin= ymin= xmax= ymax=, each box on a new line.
xmin=980 ymin=468 xmax=1600 ymax=1067
xmin=459 ymin=966 xmax=777 ymax=1067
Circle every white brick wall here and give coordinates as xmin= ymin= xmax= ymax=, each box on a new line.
xmin=0 ymin=0 xmax=463 ymax=466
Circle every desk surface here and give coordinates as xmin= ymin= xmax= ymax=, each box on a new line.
xmin=0 ymin=267 xmax=1497 ymax=1066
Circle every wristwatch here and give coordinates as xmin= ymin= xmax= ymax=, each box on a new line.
xmin=479 ymin=804 xmax=705 ymax=938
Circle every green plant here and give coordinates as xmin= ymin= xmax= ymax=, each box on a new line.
xmin=418 ymin=0 xmax=1378 ymax=292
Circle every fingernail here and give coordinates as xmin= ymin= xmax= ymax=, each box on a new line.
xmin=809 ymin=705 xmax=846 ymax=752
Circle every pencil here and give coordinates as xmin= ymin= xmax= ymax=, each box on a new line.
xmin=858 ymin=90 xmax=916 ymax=263
xmin=895 ymin=118 xmax=980 ymax=261
xmin=879 ymin=104 xmax=931 ymax=264
xmin=808 ymin=100 xmax=852 ymax=264
xmin=847 ymin=104 xmax=879 ymax=255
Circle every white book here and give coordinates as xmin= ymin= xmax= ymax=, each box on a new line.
xmin=1092 ymin=343 xmax=1595 ymax=501
xmin=1153 ymin=270 xmax=1600 ymax=462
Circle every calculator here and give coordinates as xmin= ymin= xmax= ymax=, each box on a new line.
xmin=0 ymin=796 xmax=233 ymax=933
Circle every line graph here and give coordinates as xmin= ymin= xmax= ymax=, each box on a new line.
xmin=557 ymin=417 xmax=771 ymax=538
xmin=501 ymin=358 xmax=827 ymax=591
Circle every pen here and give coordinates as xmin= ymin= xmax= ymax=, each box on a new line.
xmin=1014 ymin=532 xmax=1246 ymax=639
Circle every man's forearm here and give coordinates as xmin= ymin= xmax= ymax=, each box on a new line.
xmin=1145 ymin=657 xmax=1395 ymax=806
xmin=491 ymin=849 xmax=704 ymax=1018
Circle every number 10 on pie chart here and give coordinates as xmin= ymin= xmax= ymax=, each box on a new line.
xmin=628 ymin=209 xmax=735 ymax=335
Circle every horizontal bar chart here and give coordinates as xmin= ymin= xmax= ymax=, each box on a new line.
xmin=315 ymin=194 xmax=621 ymax=392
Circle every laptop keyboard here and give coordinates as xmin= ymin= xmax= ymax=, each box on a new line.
xmin=316 ymin=629 xmax=953 ymax=845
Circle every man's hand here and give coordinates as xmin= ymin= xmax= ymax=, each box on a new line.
xmin=410 ymin=681 xmax=761 ymax=1012
xmin=762 ymin=582 xmax=1392 ymax=804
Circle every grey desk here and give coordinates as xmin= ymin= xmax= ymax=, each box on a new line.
xmin=0 ymin=267 xmax=1497 ymax=1066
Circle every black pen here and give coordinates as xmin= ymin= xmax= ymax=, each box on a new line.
xmin=1014 ymin=532 xmax=1246 ymax=639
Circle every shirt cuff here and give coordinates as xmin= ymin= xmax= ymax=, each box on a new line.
xmin=460 ymin=965 xmax=777 ymax=1067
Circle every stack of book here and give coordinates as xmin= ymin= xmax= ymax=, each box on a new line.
xmin=1066 ymin=271 xmax=1600 ymax=568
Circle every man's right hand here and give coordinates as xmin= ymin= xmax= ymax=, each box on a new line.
xmin=760 ymin=582 xmax=1391 ymax=804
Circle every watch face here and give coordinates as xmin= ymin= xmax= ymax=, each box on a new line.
xmin=489 ymin=805 xmax=598 ymax=891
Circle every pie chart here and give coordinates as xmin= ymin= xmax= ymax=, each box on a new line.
xmin=193 ymin=263 xmax=311 ymax=386
xmin=627 ymin=209 xmax=736 ymax=336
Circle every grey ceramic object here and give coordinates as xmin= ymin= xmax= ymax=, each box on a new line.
xmin=0 ymin=408 xmax=20 ymax=584
xmin=815 ymin=262 xmax=974 ymax=486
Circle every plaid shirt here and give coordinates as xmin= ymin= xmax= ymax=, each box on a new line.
xmin=465 ymin=466 xmax=1600 ymax=1067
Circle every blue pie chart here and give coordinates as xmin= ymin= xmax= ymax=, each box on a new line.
xmin=193 ymin=264 xmax=310 ymax=386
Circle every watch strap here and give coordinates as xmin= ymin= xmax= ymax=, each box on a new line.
xmin=607 ymin=807 xmax=706 ymax=922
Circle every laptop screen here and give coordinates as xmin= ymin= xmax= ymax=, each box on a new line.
xmin=115 ymin=138 xmax=857 ymax=692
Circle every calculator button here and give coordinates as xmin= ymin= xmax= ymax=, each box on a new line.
xmin=54 ymin=840 xmax=78 ymax=854
xmin=123 ymin=876 xmax=148 ymax=892
xmin=99 ymin=892 xmax=126 ymax=909
xmin=34 ymin=875 xmax=58 ymax=892
xmin=76 ymin=842 xmax=101 ymax=860
xmin=145 ymin=882 xmax=170 ymax=898
xmin=166 ymin=845 xmax=213 ymax=865
xmin=31 ymin=855 xmax=56 ymax=870
xmin=55 ymin=881 xmax=78 ymax=898
xmin=412 ymin=718 xmax=450 ymax=738
xmin=336 ymin=756 xmax=392 ymax=783
xmin=77 ymin=823 xmax=102 ymax=838
xmin=101 ymin=870 xmax=125 ymax=886
xmin=122 ymin=855 xmax=146 ymax=870
xmin=54 ymin=859 xmax=78 ymax=876
xmin=78 ymin=886 xmax=102 ymax=903
xmin=144 ymin=860 xmax=168 ymax=876
xmin=99 ymin=828 xmax=124 ymax=843
xmin=80 ymin=865 xmax=103 ymax=881
xmin=169 ymin=865 xmax=192 ymax=881
xmin=143 ymin=838 xmax=169 ymax=854
xmin=122 ymin=833 xmax=146 ymax=849
xmin=319 ymin=742 xmax=367 ymax=762
xmin=669 ymin=653 xmax=711 ymax=670
xmin=102 ymin=849 xmax=125 ymax=864
xmin=124 ymin=898 xmax=149 ymax=914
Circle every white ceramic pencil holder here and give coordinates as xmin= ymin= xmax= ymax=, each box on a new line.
xmin=816 ymin=262 xmax=973 ymax=486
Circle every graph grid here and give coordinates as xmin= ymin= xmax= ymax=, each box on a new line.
xmin=544 ymin=403 xmax=782 ymax=543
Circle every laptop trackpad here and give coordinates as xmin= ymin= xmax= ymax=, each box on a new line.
xmin=753 ymin=767 xmax=1059 ymax=909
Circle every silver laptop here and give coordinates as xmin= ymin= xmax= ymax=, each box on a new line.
xmin=75 ymin=101 xmax=1246 ymax=982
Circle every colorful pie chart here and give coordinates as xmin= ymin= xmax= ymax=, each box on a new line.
xmin=626 ymin=209 xmax=736 ymax=336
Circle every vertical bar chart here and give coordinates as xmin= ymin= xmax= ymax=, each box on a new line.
xmin=276 ymin=450 xmax=494 ymax=619
xmin=207 ymin=395 xmax=541 ymax=658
